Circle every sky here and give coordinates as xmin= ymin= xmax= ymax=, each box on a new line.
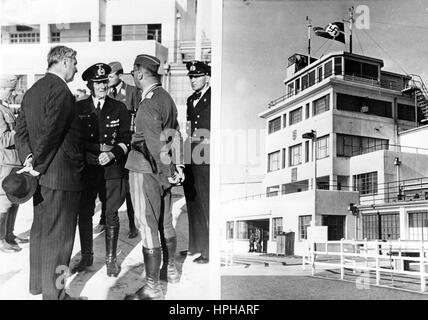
xmin=220 ymin=0 xmax=428 ymax=189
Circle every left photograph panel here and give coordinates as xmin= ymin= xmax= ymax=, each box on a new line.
xmin=0 ymin=0 xmax=215 ymax=300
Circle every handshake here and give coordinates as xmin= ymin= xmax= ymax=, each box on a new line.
xmin=168 ymin=165 xmax=185 ymax=186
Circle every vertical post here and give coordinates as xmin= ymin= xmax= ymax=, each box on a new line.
xmin=311 ymin=241 xmax=315 ymax=276
xmin=420 ymin=241 xmax=426 ymax=292
xmin=349 ymin=7 xmax=354 ymax=53
xmin=313 ymin=135 xmax=317 ymax=227
xmin=364 ymin=238 xmax=369 ymax=268
xmin=306 ymin=16 xmax=312 ymax=56
xmin=376 ymin=240 xmax=380 ymax=285
xmin=340 ymin=238 xmax=344 ymax=280
xmin=195 ymin=0 xmax=203 ymax=60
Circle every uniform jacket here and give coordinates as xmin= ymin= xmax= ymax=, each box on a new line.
xmin=108 ymin=81 xmax=139 ymax=112
xmin=15 ymin=73 xmax=85 ymax=191
xmin=126 ymin=85 xmax=180 ymax=188
xmin=0 ymin=103 xmax=21 ymax=167
xmin=76 ymin=96 xmax=131 ymax=180
xmin=186 ymin=87 xmax=211 ymax=165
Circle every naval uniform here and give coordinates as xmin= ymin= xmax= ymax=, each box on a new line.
xmin=183 ymin=87 xmax=211 ymax=258
xmin=76 ymin=96 xmax=131 ymax=253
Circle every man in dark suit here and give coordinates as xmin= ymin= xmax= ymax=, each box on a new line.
xmin=183 ymin=60 xmax=211 ymax=264
xmin=73 ymin=63 xmax=131 ymax=277
xmin=15 ymin=45 xmax=85 ymax=300
xmin=125 ymin=54 xmax=183 ymax=300
xmin=87 ymin=61 xmax=139 ymax=239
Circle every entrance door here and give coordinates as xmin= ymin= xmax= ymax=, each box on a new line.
xmin=248 ymin=219 xmax=269 ymax=253
xmin=322 ymin=215 xmax=345 ymax=240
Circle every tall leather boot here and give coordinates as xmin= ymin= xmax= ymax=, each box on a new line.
xmin=105 ymin=225 xmax=121 ymax=277
xmin=72 ymin=219 xmax=94 ymax=273
xmin=161 ymin=237 xmax=180 ymax=283
xmin=124 ymin=247 xmax=164 ymax=300
xmin=0 ymin=212 xmax=16 ymax=253
xmin=126 ymin=193 xmax=138 ymax=239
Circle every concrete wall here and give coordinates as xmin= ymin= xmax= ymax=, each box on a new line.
xmin=399 ymin=125 xmax=428 ymax=151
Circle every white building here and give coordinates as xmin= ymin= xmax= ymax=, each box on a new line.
xmin=0 ymin=0 xmax=211 ymax=124
xmin=221 ymin=51 xmax=428 ymax=256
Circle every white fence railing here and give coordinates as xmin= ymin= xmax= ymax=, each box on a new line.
xmin=302 ymin=239 xmax=428 ymax=292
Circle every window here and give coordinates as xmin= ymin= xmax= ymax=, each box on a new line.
xmin=299 ymin=215 xmax=312 ymax=240
xmin=268 ymin=151 xmax=280 ymax=172
xmin=301 ymin=74 xmax=309 ymax=90
xmin=336 ymin=133 xmax=389 ymax=157
xmin=295 ymin=78 xmax=300 ymax=95
xmin=353 ymin=172 xmax=378 ymax=195
xmin=236 ymin=221 xmax=248 ymax=239
xmin=313 ymin=94 xmax=330 ymax=115
xmin=282 ymin=148 xmax=286 ymax=168
xmin=362 ymin=213 xmax=400 ymax=240
xmin=226 ymin=221 xmax=234 ymax=239
xmin=112 ymin=24 xmax=162 ymax=42
xmin=10 ymin=32 xmax=40 ymax=44
xmin=308 ymin=70 xmax=315 ymax=87
xmin=334 ymin=57 xmax=342 ymax=75
xmin=282 ymin=114 xmax=287 ymax=128
xmin=305 ymin=140 xmax=310 ymax=162
xmin=324 ymin=60 xmax=333 ymax=78
xmin=267 ymin=186 xmax=279 ymax=197
xmin=287 ymin=83 xmax=294 ymax=97
xmin=344 ymin=58 xmax=378 ymax=79
xmin=408 ymin=212 xmax=428 ymax=240
xmin=272 ymin=217 xmax=283 ymax=240
xmin=289 ymin=144 xmax=302 ymax=166
xmin=398 ymin=103 xmax=423 ymax=122
xmin=305 ymin=103 xmax=310 ymax=119
xmin=337 ymin=93 xmax=392 ymax=118
xmin=268 ymin=117 xmax=281 ymax=134
xmin=317 ymin=66 xmax=323 ymax=83
xmin=51 ymin=32 xmax=60 ymax=43
xmin=289 ymin=107 xmax=302 ymax=125
xmin=281 ymin=184 xmax=287 ymax=195
xmin=316 ymin=135 xmax=329 ymax=159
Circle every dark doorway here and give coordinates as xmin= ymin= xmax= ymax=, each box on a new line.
xmin=248 ymin=219 xmax=269 ymax=253
xmin=322 ymin=215 xmax=345 ymax=240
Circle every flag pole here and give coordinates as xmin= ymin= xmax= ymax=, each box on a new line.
xmin=349 ymin=6 xmax=354 ymax=53
xmin=306 ymin=16 xmax=312 ymax=56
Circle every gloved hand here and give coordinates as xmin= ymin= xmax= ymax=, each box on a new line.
xmin=168 ymin=165 xmax=185 ymax=185
xmin=17 ymin=154 xmax=40 ymax=177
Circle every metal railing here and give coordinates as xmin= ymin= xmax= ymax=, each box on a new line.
xmin=302 ymin=239 xmax=428 ymax=292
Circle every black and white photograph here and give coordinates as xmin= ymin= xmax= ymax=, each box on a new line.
xmin=0 ymin=0 xmax=215 ymax=300
xmin=220 ymin=0 xmax=428 ymax=300
xmin=1 ymin=0 xmax=428 ymax=308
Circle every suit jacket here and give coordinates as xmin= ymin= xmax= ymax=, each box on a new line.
xmin=186 ymin=87 xmax=211 ymax=165
xmin=15 ymin=73 xmax=85 ymax=191
xmin=108 ymin=81 xmax=139 ymax=112
xmin=0 ymin=103 xmax=21 ymax=167
xmin=126 ymin=85 xmax=180 ymax=188
xmin=76 ymin=96 xmax=131 ymax=180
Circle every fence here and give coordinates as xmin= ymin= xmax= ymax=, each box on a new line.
xmin=302 ymin=239 xmax=428 ymax=292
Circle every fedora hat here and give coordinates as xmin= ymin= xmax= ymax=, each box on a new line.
xmin=2 ymin=167 xmax=38 ymax=204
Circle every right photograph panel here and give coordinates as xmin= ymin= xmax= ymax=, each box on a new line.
xmin=219 ymin=0 xmax=428 ymax=299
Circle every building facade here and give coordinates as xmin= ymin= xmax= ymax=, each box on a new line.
xmin=222 ymin=51 xmax=428 ymax=255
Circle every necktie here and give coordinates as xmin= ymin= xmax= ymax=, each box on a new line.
xmin=112 ymin=87 xmax=117 ymax=98
xmin=95 ymin=101 xmax=101 ymax=117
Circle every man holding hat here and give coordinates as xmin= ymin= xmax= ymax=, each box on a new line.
xmin=15 ymin=45 xmax=85 ymax=300
xmin=182 ymin=60 xmax=211 ymax=264
xmin=74 ymin=62 xmax=131 ymax=277
xmin=0 ymin=74 xmax=29 ymax=253
xmin=125 ymin=54 xmax=183 ymax=300
xmin=88 ymin=61 xmax=139 ymax=239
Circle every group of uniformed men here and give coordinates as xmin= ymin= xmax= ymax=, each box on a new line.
xmin=8 ymin=45 xmax=210 ymax=300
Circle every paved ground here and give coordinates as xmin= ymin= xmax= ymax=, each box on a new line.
xmin=220 ymin=252 xmax=428 ymax=299
xmin=0 ymin=187 xmax=217 ymax=300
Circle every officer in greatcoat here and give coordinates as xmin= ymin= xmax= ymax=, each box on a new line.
xmin=73 ymin=63 xmax=131 ymax=277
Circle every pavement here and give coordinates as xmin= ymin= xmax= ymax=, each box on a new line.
xmin=0 ymin=187 xmax=217 ymax=300
xmin=220 ymin=252 xmax=428 ymax=299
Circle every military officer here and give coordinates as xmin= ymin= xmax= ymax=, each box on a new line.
xmin=183 ymin=60 xmax=211 ymax=264
xmin=91 ymin=61 xmax=139 ymax=239
xmin=73 ymin=63 xmax=131 ymax=277
xmin=125 ymin=54 xmax=183 ymax=300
